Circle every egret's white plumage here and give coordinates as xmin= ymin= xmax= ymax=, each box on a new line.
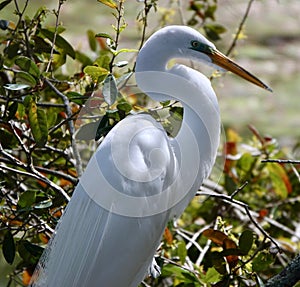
xmin=31 ymin=26 xmax=270 ymax=287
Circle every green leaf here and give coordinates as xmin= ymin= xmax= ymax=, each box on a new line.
xmin=15 ymin=56 xmax=40 ymax=78
xmin=28 ymin=100 xmax=48 ymax=147
xmin=170 ymin=106 xmax=183 ymax=120
xmin=204 ymin=4 xmax=217 ymax=20
xmin=16 ymin=71 xmax=37 ymax=87
xmin=237 ymin=152 xmax=255 ymax=180
xmin=210 ymin=252 xmax=227 ymax=275
xmin=94 ymin=53 xmax=111 ymax=70
xmin=7 ymin=101 xmax=18 ymax=120
xmin=18 ymin=240 xmax=43 ymax=265
xmin=103 ymin=74 xmax=118 ymax=105
xmin=75 ymin=121 xmax=100 ymax=141
xmin=66 ymin=91 xmax=88 ymax=105
xmin=33 ymin=35 xmax=56 ymax=54
xmin=117 ymin=101 xmax=132 ymax=113
xmin=83 ymin=65 xmax=109 ymax=82
xmin=46 ymin=107 xmax=58 ymax=128
xmin=115 ymin=48 xmax=138 ymax=56
xmin=2 ymin=231 xmax=15 ymax=264
xmin=87 ymin=30 xmax=97 ymax=51
xmin=201 ymin=267 xmax=221 ymax=284
xmin=95 ymin=32 xmax=114 ymax=41
xmin=238 ymin=230 xmax=253 ymax=255
xmin=97 ymin=0 xmax=117 ymax=9
xmin=252 ymin=252 xmax=274 ymax=272
xmin=95 ymin=114 xmax=111 ymax=140
xmin=267 ymin=163 xmax=289 ymax=199
xmin=18 ymin=190 xmax=36 ymax=208
xmin=75 ymin=51 xmax=93 ymax=67
xmin=177 ymin=241 xmax=187 ymax=264
xmin=204 ymin=23 xmax=227 ymax=41
xmin=40 ymin=28 xmax=75 ymax=59
xmin=0 ymin=128 xmax=17 ymax=148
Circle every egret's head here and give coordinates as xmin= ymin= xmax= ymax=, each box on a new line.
xmin=140 ymin=25 xmax=271 ymax=92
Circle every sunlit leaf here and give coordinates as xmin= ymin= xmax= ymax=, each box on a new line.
xmin=267 ymin=163 xmax=289 ymax=199
xmin=177 ymin=241 xmax=187 ymax=265
xmin=83 ymin=65 xmax=109 ymax=82
xmin=117 ymin=101 xmax=132 ymax=113
xmin=97 ymin=0 xmax=117 ymax=9
xmin=94 ymin=52 xmax=111 ymax=70
xmin=201 ymin=267 xmax=221 ymax=284
xmin=237 ymin=152 xmax=256 ymax=180
xmin=18 ymin=190 xmax=36 ymax=208
xmin=115 ymin=48 xmax=138 ymax=56
xmin=252 ymin=252 xmax=273 ymax=272
xmin=2 ymin=231 xmax=15 ymax=264
xmin=28 ymin=100 xmax=48 ymax=147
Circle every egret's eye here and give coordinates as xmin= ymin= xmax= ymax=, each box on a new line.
xmin=191 ymin=40 xmax=200 ymax=48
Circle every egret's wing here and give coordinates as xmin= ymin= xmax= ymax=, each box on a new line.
xmin=31 ymin=114 xmax=177 ymax=287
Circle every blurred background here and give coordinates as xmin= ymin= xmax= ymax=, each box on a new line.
xmin=0 ymin=0 xmax=299 ymax=285
xmin=1 ymin=0 xmax=299 ymax=144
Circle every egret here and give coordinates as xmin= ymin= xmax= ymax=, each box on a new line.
xmin=31 ymin=25 xmax=271 ymax=287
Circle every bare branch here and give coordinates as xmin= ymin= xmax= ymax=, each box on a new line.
xmin=43 ymin=77 xmax=83 ymax=177
xmin=226 ymin=0 xmax=255 ymax=56
xmin=261 ymin=159 xmax=300 ymax=164
xmin=265 ymin=253 xmax=300 ymax=287
xmin=197 ymin=186 xmax=281 ymax=251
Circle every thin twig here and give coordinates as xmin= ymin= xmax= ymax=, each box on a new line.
xmin=109 ymin=0 xmax=125 ymax=72
xmin=230 ymin=181 xmax=248 ymax=199
xmin=226 ymin=0 xmax=255 ymax=57
xmin=261 ymin=159 xmax=300 ymax=164
xmin=43 ymin=77 xmax=83 ymax=176
xmin=45 ymin=0 xmax=65 ymax=73
xmin=0 ymin=164 xmax=70 ymax=201
xmin=197 ymin=188 xmax=281 ymax=251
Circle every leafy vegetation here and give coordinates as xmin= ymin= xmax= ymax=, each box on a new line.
xmin=0 ymin=0 xmax=299 ymax=286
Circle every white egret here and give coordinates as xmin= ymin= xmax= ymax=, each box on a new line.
xmin=31 ymin=25 xmax=271 ymax=287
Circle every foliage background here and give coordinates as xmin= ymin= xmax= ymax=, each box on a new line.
xmin=0 ymin=0 xmax=300 ymax=286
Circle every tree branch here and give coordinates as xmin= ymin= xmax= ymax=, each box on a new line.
xmin=265 ymin=254 xmax=300 ymax=287
xmin=43 ymin=77 xmax=83 ymax=177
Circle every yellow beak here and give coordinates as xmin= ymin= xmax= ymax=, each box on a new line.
xmin=209 ymin=49 xmax=272 ymax=92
